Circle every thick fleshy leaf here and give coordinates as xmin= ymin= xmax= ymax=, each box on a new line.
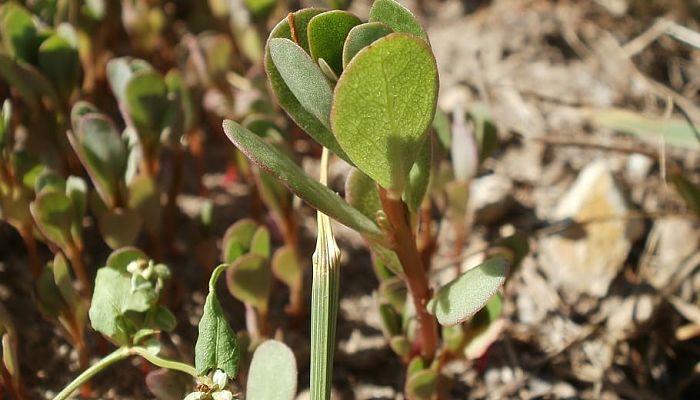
xmin=37 ymin=34 xmax=80 ymax=100
xmin=0 ymin=4 xmax=40 ymax=64
xmin=66 ymin=176 xmax=87 ymax=241
xmin=342 ymin=22 xmax=393 ymax=68
xmin=379 ymin=303 xmax=402 ymax=337
xmin=464 ymin=294 xmax=504 ymax=360
xmin=226 ymin=253 xmax=271 ymax=311
xmin=30 ymin=191 xmax=73 ymax=249
xmin=271 ymin=245 xmax=302 ymax=290
xmin=224 ymin=120 xmax=383 ymax=241
xmin=389 ymin=335 xmax=410 ymax=357
xmin=427 ymin=257 xmax=508 ymax=326
xmin=195 ymin=264 xmax=240 ymax=377
xmin=221 ymin=219 xmax=258 ymax=263
xmin=52 ymin=254 xmax=81 ymax=311
xmin=128 ymin=174 xmax=161 ymax=232
xmin=97 ymin=208 xmax=142 ymax=249
xmin=125 ymin=70 xmax=169 ymax=146
xmin=345 ymin=168 xmax=381 ymax=221
xmin=69 ymin=107 xmax=128 ymax=207
xmin=347 ymin=172 xmax=406 ymax=281
xmin=368 ymin=0 xmax=428 ymax=42
xmin=244 ymin=0 xmax=276 ymax=19
xmin=0 ymin=54 xmax=58 ymax=111
xmin=36 ymin=266 xmax=65 ymax=318
xmin=265 ymin=9 xmax=351 ymax=162
xmin=379 ymin=277 xmax=407 ymax=315
xmin=106 ymin=247 xmax=147 ymax=271
xmin=403 ymin=135 xmax=432 ymax=212
xmin=250 ymin=226 xmax=271 ymax=258
xmin=145 ymin=369 xmax=190 ymax=400
xmin=0 ymin=99 xmax=10 ymax=147
xmin=269 ymin=38 xmax=332 ymax=129
xmin=307 ymin=10 xmax=361 ymax=75
xmin=331 ymin=33 xmax=438 ymax=193
xmin=106 ymin=57 xmax=153 ymax=102
xmin=246 ymin=340 xmax=297 ymax=400
xmin=405 ymin=369 xmax=438 ymax=400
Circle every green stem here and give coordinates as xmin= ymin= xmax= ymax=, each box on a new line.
xmin=310 ymin=148 xmax=341 ymax=400
xmin=127 ymin=347 xmax=198 ymax=378
xmin=54 ymin=347 xmax=129 ymax=400
xmin=54 ymin=346 xmax=197 ymax=400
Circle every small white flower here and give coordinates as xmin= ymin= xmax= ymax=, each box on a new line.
xmin=212 ymin=391 xmax=234 ymax=400
xmin=212 ymin=369 xmax=228 ymax=389
xmin=183 ymin=392 xmax=205 ymax=400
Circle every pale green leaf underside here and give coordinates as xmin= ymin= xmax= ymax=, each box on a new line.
xmin=331 ymin=33 xmax=438 ymax=192
xmin=223 ymin=120 xmax=382 ymax=241
xmin=246 ymin=340 xmax=297 ymax=400
xmin=265 ymin=9 xmax=351 ymax=162
xmin=428 ymin=257 xmax=508 ymax=326
xmin=269 ymin=38 xmax=332 ymax=129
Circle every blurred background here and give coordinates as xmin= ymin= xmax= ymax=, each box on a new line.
xmin=0 ymin=0 xmax=699 ymax=399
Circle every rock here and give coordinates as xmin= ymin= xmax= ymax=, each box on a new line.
xmin=469 ymin=174 xmax=515 ymax=224
xmin=644 ymin=217 xmax=700 ymax=289
xmin=538 ymin=161 xmax=638 ymax=299
xmin=625 ymin=153 xmax=654 ymax=183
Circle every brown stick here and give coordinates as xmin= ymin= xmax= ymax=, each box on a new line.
xmin=379 ymin=188 xmax=437 ymax=360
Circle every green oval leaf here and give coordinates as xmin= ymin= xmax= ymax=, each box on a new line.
xmin=69 ymin=107 xmax=128 ymax=207
xmin=226 ymin=253 xmax=271 ymax=311
xmin=331 ymin=33 xmax=438 ymax=193
xmin=271 ymin=245 xmax=302 ymax=290
xmin=37 ymin=34 xmax=80 ymax=101
xmin=307 ymin=10 xmax=361 ymax=76
xmin=124 ymin=70 xmax=169 ymax=147
xmin=405 ymin=368 xmax=438 ymax=400
xmin=30 ymin=191 xmax=73 ymax=250
xmin=342 ymin=22 xmax=393 ymax=68
xmin=97 ymin=208 xmax=142 ymax=249
xmin=345 ymin=167 xmax=381 ymax=221
xmin=368 ymin=0 xmax=428 ymax=42
xmin=246 ymin=340 xmax=297 ymax=400
xmin=427 ymin=257 xmax=508 ymax=326
xmin=224 ymin=120 xmax=383 ymax=241
xmin=221 ymin=219 xmax=258 ymax=263
xmin=0 ymin=4 xmax=40 ymax=64
xmin=403 ymin=135 xmax=433 ymax=212
xmin=250 ymin=226 xmax=271 ymax=258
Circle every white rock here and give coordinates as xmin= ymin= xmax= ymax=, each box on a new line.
xmin=469 ymin=174 xmax=514 ymax=224
xmin=538 ymin=161 xmax=636 ymax=298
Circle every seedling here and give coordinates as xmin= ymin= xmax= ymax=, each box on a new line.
xmin=224 ymin=0 xmax=513 ymax=397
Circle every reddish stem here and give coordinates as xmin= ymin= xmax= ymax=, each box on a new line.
xmin=379 ymin=188 xmax=437 ymax=361
xmin=19 ymin=224 xmax=42 ymax=279
xmin=66 ymin=242 xmax=91 ymax=297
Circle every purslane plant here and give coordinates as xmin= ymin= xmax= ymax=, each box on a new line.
xmin=224 ymin=0 xmax=511 ymax=397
